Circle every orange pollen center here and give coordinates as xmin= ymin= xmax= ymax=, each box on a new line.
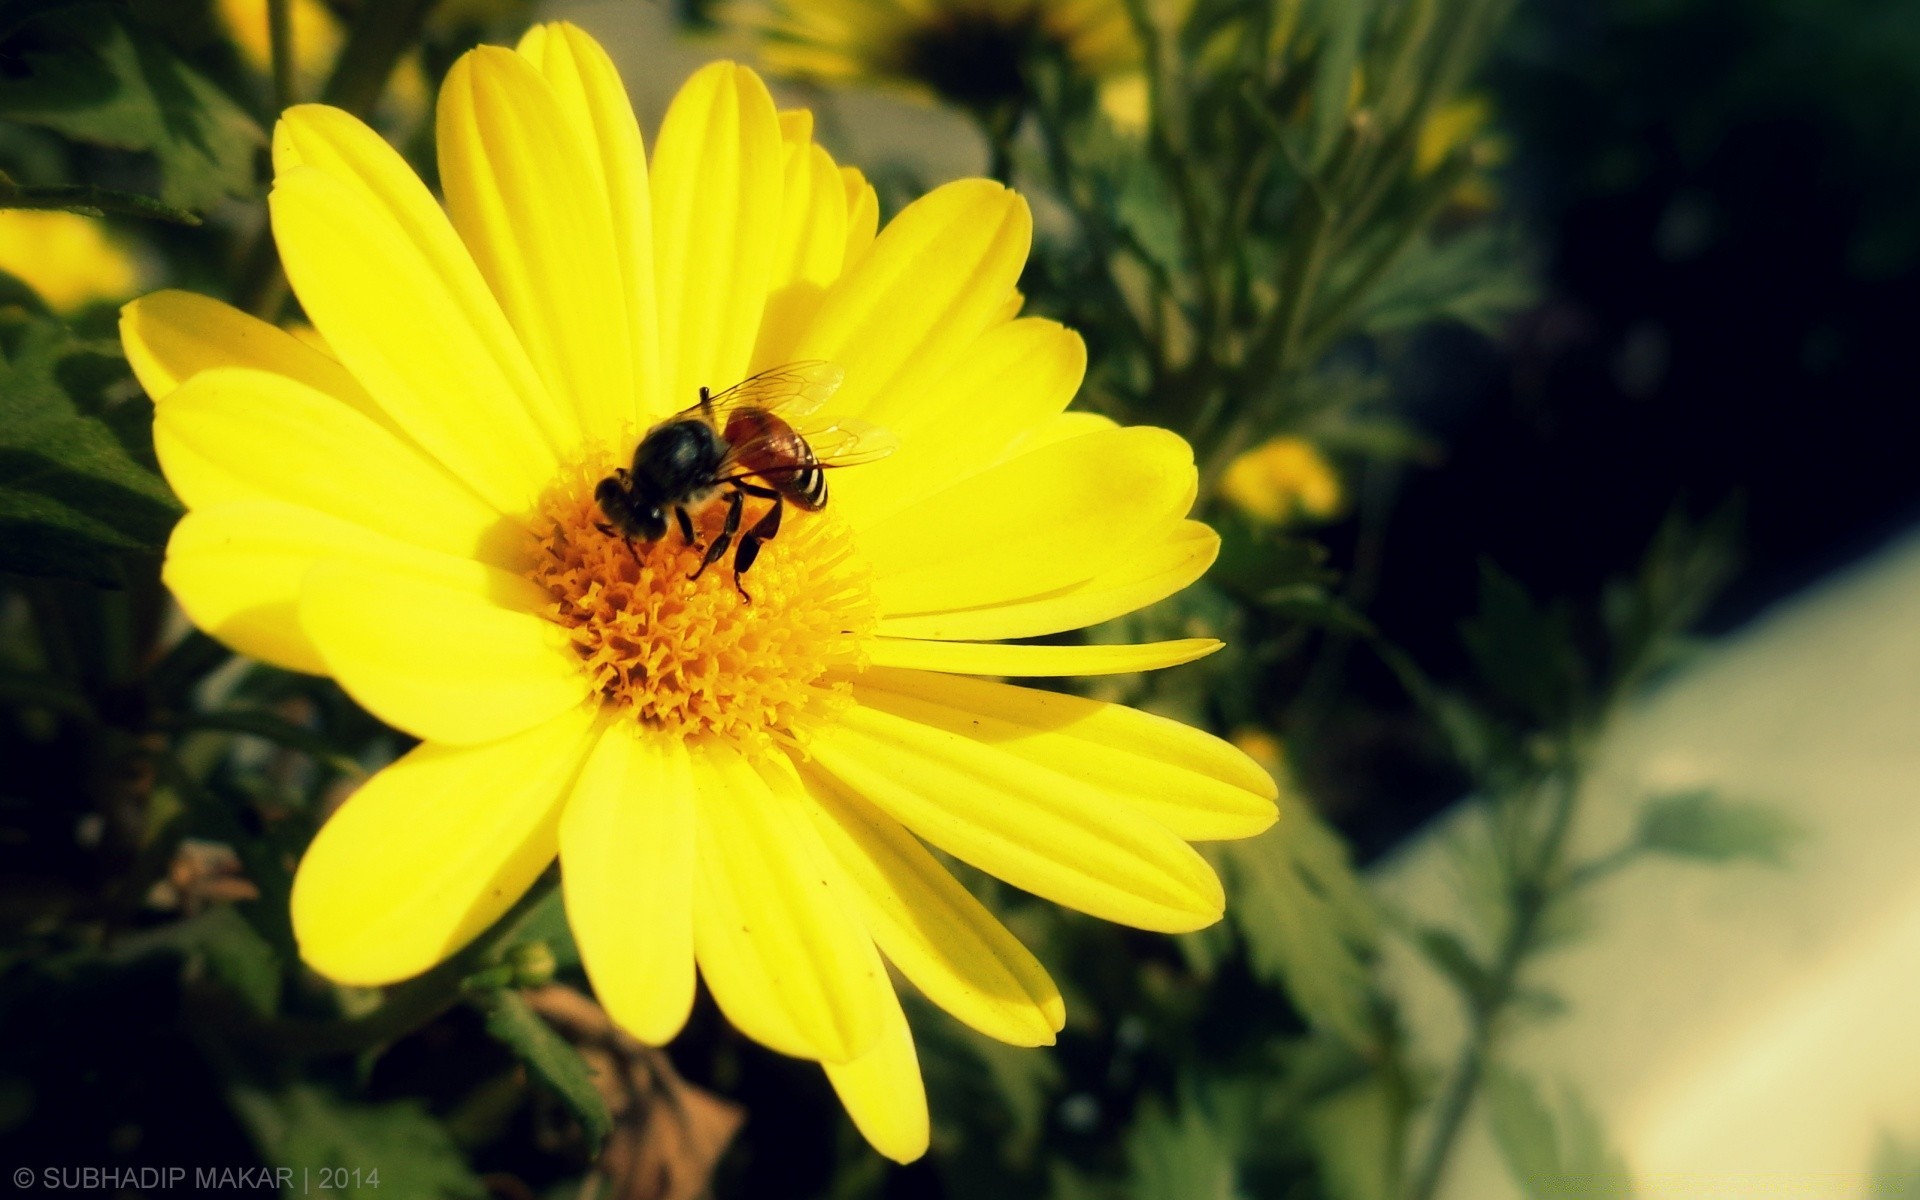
xmin=524 ymin=455 xmax=877 ymax=752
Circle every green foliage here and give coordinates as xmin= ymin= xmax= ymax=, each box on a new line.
xmin=0 ymin=313 xmax=179 ymax=584
xmin=1212 ymin=793 xmax=1379 ymax=1049
xmin=1484 ymin=1069 xmax=1634 ymax=1200
xmin=0 ymin=12 xmax=264 ymax=212
xmin=227 ymin=1083 xmax=486 ymax=1200
xmin=1871 ymin=1133 xmax=1920 ymax=1200
xmin=474 ymin=989 xmax=612 ymax=1155
xmin=1634 ymin=789 xmax=1800 ymax=867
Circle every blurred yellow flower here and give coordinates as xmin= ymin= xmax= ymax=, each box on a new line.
xmin=216 ymin=0 xmax=429 ymax=120
xmin=121 ymin=23 xmax=1274 ymax=1162
xmin=1416 ymin=95 xmax=1507 ymax=211
xmin=1230 ymin=727 xmax=1285 ymax=775
xmin=733 ymin=0 xmax=1157 ymax=128
xmin=1221 ymin=436 xmax=1343 ymax=525
xmin=0 ymin=210 xmax=141 ymax=312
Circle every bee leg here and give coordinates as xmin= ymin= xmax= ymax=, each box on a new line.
xmin=689 ymin=488 xmax=744 ymax=582
xmin=730 ymin=495 xmax=783 ymax=601
xmin=674 ymin=505 xmax=697 ymax=548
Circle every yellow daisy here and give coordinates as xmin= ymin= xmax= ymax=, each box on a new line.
xmin=735 ymin=0 xmax=1140 ymax=116
xmin=119 ymin=23 xmax=1275 ymax=1161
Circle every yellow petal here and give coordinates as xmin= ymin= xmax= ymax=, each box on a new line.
xmin=152 ymin=367 xmax=513 ymax=563
xmin=863 ymin=426 xmax=1196 ymax=616
xmin=840 ymin=165 xmax=878 ymax=268
xmin=801 ymin=768 xmax=1064 ymax=1046
xmin=999 ymin=410 xmax=1119 ymax=457
xmin=859 ymin=667 xmax=1279 ymax=840
xmin=164 ymin=499 xmax=505 ymax=675
xmin=438 ymin=47 xmax=625 ymax=450
xmin=299 ymin=556 xmax=591 ymax=745
xmin=811 ymin=703 xmax=1226 ymax=932
xmin=829 ymin=318 xmax=1086 ymax=530
xmin=269 ymin=158 xmax=556 ymax=512
xmin=748 ymin=120 xmax=848 ymax=372
xmin=878 ymin=520 xmax=1220 ymax=641
xmin=119 ymin=291 xmax=381 ymax=430
xmin=650 ymin=62 xmax=784 ymax=412
xmin=869 ymin=637 xmax=1222 ymax=677
xmin=690 ymin=745 xmax=888 ymax=1063
xmin=561 ymin=722 xmax=697 ymax=1045
xmin=291 ymin=702 xmax=599 ymax=985
xmin=823 ymin=982 xmax=930 ymax=1164
xmin=795 ymin=179 xmax=1030 ymax=421
xmin=516 ymin=22 xmax=664 ymax=424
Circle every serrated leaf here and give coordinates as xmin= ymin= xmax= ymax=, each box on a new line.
xmin=1306 ymin=1077 xmax=1402 ymax=1200
xmin=1635 ymin=789 xmax=1799 ymax=867
xmin=1214 ymin=792 xmax=1377 ymax=1049
xmin=1355 ymin=226 xmax=1534 ymax=336
xmin=0 ymin=316 xmax=180 ymax=583
xmin=476 ymin=989 xmax=611 ymax=1154
xmin=1124 ymin=1095 xmax=1242 ymax=1200
xmin=1485 ymin=1069 xmax=1634 ymax=1200
xmin=228 ymin=1082 xmax=486 ymax=1200
xmin=0 ymin=14 xmax=263 ymax=211
xmin=1460 ymin=562 xmax=1584 ymax=728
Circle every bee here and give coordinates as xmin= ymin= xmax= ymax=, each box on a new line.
xmin=595 ymin=361 xmax=895 ymax=601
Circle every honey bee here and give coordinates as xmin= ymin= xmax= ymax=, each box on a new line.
xmin=595 ymin=361 xmax=896 ymax=600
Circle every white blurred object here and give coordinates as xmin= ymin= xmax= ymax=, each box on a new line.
xmin=1376 ymin=529 xmax=1920 ymax=1199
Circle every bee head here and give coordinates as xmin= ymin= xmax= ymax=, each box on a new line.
xmin=595 ymin=475 xmax=669 ymax=542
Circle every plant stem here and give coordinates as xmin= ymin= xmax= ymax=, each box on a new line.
xmin=266 ymin=0 xmax=296 ymax=116
xmin=1402 ymin=764 xmax=1583 ymax=1200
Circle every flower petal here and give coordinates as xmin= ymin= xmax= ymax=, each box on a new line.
xmin=516 ymin=22 xmax=664 ymax=425
xmin=878 ymin=520 xmax=1220 ymax=641
xmin=862 ymin=426 xmax=1196 ymax=616
xmin=823 ymin=983 xmax=930 ymax=1164
xmin=164 ymin=499 xmax=505 ymax=675
xmin=438 ymin=46 xmax=626 ymax=450
xmin=299 ymin=556 xmax=591 ymax=746
xmin=858 ymin=667 xmax=1279 ymax=840
xmin=829 ymin=317 xmax=1086 ymax=530
xmin=794 ymin=179 xmax=1030 ymax=420
xmin=869 ymin=637 xmax=1222 ymax=677
xmin=152 ymin=367 xmax=513 ymax=563
xmin=749 ymin=112 xmax=848 ymax=373
xmin=840 ymin=165 xmax=878 ymax=269
xmin=690 ymin=745 xmax=888 ymax=1063
xmin=800 ymin=768 xmax=1064 ymax=1046
xmin=120 ymin=290 xmax=376 ymax=421
xmin=811 ymin=702 xmax=1227 ymax=932
xmin=269 ymin=161 xmax=556 ymax=512
xmin=650 ymin=61 xmax=784 ymax=411
xmin=561 ymin=722 xmax=697 ymax=1045
xmin=290 ymin=702 xmax=599 ymax=985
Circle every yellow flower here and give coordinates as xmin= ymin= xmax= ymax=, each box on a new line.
xmin=1220 ymin=436 xmax=1343 ymax=525
xmin=0 ymin=210 xmax=142 ymax=312
xmin=733 ymin=0 xmax=1143 ymax=117
xmin=119 ymin=24 xmax=1275 ymax=1161
xmin=1416 ymin=95 xmax=1507 ymax=212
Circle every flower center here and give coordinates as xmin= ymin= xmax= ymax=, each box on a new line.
xmin=525 ymin=452 xmax=876 ymax=752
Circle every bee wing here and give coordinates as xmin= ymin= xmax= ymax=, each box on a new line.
xmin=713 ymin=416 xmax=899 ymax=484
xmin=804 ymin=417 xmax=900 ymax=469
xmin=687 ymin=360 xmax=846 ymax=424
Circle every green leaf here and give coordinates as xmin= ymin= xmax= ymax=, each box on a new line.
xmin=475 ymin=989 xmax=611 ymax=1155
xmin=1871 ymin=1132 xmax=1920 ymax=1200
xmin=169 ymin=709 xmax=367 ymax=781
xmin=0 ymin=316 xmax=180 ymax=583
xmin=227 ymin=1082 xmax=486 ymax=1200
xmin=0 ymin=14 xmax=264 ymax=212
xmin=1123 ymin=1095 xmax=1242 ymax=1200
xmin=1413 ymin=926 xmax=1495 ymax=1007
xmin=170 ymin=905 xmax=282 ymax=1017
xmin=1485 ymin=1069 xmax=1634 ymax=1200
xmin=1306 ymin=1077 xmax=1402 ymax=1200
xmin=1212 ymin=792 xmax=1378 ymax=1049
xmin=0 ymin=172 xmax=201 ymax=225
xmin=1635 ymin=789 xmax=1800 ymax=867
xmin=1460 ymin=561 xmax=1585 ymax=728
xmin=1354 ymin=226 xmax=1535 ymax=336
